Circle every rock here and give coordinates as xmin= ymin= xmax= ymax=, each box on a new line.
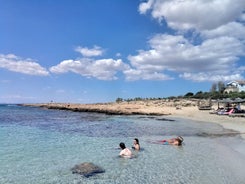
xmin=71 ymin=162 xmax=105 ymax=178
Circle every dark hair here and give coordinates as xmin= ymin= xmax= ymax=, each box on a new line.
xmin=177 ymin=136 xmax=184 ymax=142
xmin=176 ymin=137 xmax=183 ymax=146
xmin=134 ymin=138 xmax=139 ymax=144
xmin=119 ymin=142 xmax=126 ymax=149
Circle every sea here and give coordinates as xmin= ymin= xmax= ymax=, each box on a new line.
xmin=1 ymin=104 xmax=245 ymax=184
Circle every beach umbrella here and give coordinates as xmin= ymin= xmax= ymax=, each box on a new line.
xmin=221 ymin=98 xmax=233 ymax=103
xmin=217 ymin=98 xmax=233 ymax=108
xmin=234 ymin=98 xmax=245 ymax=103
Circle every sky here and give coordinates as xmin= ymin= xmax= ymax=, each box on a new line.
xmin=1 ymin=0 xmax=245 ymax=103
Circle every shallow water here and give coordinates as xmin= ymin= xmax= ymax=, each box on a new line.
xmin=0 ymin=105 xmax=245 ymax=184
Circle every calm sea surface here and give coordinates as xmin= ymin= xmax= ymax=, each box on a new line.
xmin=1 ymin=104 xmax=245 ymax=184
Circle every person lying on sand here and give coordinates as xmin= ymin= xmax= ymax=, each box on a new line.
xmin=132 ymin=138 xmax=140 ymax=150
xmin=119 ymin=142 xmax=132 ymax=158
xmin=159 ymin=136 xmax=184 ymax=146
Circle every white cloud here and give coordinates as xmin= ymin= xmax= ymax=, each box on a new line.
xmin=180 ymin=72 xmax=243 ymax=82
xmin=75 ymin=45 xmax=104 ymax=57
xmin=0 ymin=54 xmax=49 ymax=76
xmin=127 ymin=34 xmax=245 ymax=82
xmin=139 ymin=0 xmax=245 ymax=31
xmin=201 ymin=22 xmax=245 ymax=41
xmin=49 ymin=59 xmax=85 ymax=74
xmin=239 ymin=13 xmax=245 ymax=21
xmin=138 ymin=0 xmax=154 ymax=14
xmin=50 ymin=58 xmax=129 ymax=80
xmin=133 ymin=0 xmax=245 ymax=82
xmin=124 ymin=68 xmax=173 ymax=81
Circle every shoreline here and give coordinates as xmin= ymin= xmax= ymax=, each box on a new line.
xmin=22 ymin=100 xmax=245 ymax=138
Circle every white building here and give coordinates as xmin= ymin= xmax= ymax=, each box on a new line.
xmin=224 ymin=80 xmax=245 ymax=93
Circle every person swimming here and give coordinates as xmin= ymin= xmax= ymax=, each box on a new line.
xmin=160 ymin=136 xmax=184 ymax=146
xmin=132 ymin=138 xmax=140 ymax=150
xmin=119 ymin=142 xmax=132 ymax=158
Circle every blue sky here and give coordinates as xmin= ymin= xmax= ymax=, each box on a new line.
xmin=1 ymin=0 xmax=245 ymax=103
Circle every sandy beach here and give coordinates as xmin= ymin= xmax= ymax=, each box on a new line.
xmin=24 ymin=99 xmax=245 ymax=138
xmin=171 ymin=106 xmax=245 ymax=138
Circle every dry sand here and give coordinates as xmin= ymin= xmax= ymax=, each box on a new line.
xmin=170 ymin=106 xmax=245 ymax=138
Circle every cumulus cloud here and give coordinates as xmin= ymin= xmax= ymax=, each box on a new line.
xmin=50 ymin=58 xmax=129 ymax=80
xmin=138 ymin=0 xmax=154 ymax=14
xmin=75 ymin=45 xmax=104 ymax=57
xmin=127 ymin=33 xmax=245 ymax=82
xmin=201 ymin=22 xmax=245 ymax=40
xmin=180 ymin=73 xmax=243 ymax=82
xmin=139 ymin=0 xmax=245 ymax=31
xmin=239 ymin=13 xmax=245 ymax=21
xmin=132 ymin=0 xmax=245 ymax=82
xmin=0 ymin=54 xmax=49 ymax=76
xmin=124 ymin=68 xmax=173 ymax=81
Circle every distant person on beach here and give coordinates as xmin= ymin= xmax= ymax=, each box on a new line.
xmin=132 ymin=138 xmax=140 ymax=150
xmin=159 ymin=136 xmax=184 ymax=146
xmin=119 ymin=142 xmax=132 ymax=158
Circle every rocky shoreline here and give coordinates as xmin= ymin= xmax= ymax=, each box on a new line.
xmin=22 ymin=102 xmax=172 ymax=116
xmin=22 ymin=99 xmax=196 ymax=116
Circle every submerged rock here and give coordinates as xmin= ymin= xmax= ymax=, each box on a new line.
xmin=71 ymin=162 xmax=105 ymax=177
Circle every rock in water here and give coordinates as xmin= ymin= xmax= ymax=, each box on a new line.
xmin=71 ymin=162 xmax=105 ymax=177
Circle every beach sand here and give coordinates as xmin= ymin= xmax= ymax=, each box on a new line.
xmin=171 ymin=106 xmax=245 ymax=138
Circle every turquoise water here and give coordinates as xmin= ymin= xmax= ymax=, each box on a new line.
xmin=1 ymin=105 xmax=245 ymax=184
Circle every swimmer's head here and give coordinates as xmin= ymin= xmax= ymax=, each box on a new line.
xmin=134 ymin=138 xmax=139 ymax=144
xmin=176 ymin=136 xmax=183 ymax=146
xmin=177 ymin=136 xmax=184 ymax=142
xmin=119 ymin=142 xmax=126 ymax=149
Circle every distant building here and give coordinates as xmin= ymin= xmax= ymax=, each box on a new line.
xmin=224 ymin=80 xmax=245 ymax=93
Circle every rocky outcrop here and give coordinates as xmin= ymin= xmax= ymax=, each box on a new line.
xmin=22 ymin=99 xmax=199 ymax=116
xmin=71 ymin=162 xmax=105 ymax=177
xmin=22 ymin=102 xmax=171 ymax=116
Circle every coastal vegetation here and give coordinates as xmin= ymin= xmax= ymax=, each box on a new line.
xmin=116 ymin=81 xmax=245 ymax=103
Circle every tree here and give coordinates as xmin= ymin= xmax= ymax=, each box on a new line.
xmin=184 ymin=92 xmax=194 ymax=97
xmin=218 ymin=81 xmax=225 ymax=93
xmin=194 ymin=91 xmax=203 ymax=98
xmin=210 ymin=83 xmax=217 ymax=93
xmin=116 ymin=98 xmax=123 ymax=103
